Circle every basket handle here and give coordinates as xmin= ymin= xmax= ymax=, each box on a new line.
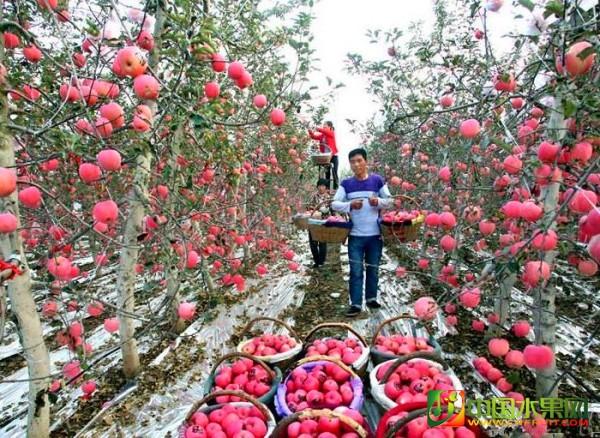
xmin=391 ymin=194 xmax=422 ymax=211
xmin=272 ymin=408 xmax=367 ymax=438
xmin=384 ymin=407 xmax=448 ymax=438
xmin=304 ymin=322 xmax=368 ymax=349
xmin=209 ymin=352 xmax=275 ymax=381
xmin=294 ymin=354 xmax=359 ymax=379
xmin=239 ymin=317 xmax=299 ymax=340
xmin=380 ymin=351 xmax=448 ymax=384
xmin=184 ymin=390 xmax=271 ymax=422
xmin=371 ymin=314 xmax=420 ymax=345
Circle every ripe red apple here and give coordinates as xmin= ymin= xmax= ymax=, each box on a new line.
xmin=116 ymin=46 xmax=147 ymax=77
xmin=133 ymin=74 xmax=160 ymax=99
xmin=564 ymin=41 xmax=596 ymax=76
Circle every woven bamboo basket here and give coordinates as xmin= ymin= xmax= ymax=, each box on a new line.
xmin=236 ymin=317 xmax=303 ymax=372
xmin=302 ymin=322 xmax=370 ymax=377
xmin=308 ymin=221 xmax=350 ymax=244
xmin=204 ymin=352 xmax=282 ymax=405
xmin=369 ymin=314 xmax=442 ymax=365
xmin=311 ymin=153 xmax=332 ymax=166
xmin=380 ymin=195 xmax=425 ymax=244
xmin=272 ymin=408 xmax=372 ymax=438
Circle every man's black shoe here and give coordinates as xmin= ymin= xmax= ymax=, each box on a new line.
xmin=366 ymin=300 xmax=382 ymax=309
xmin=345 ymin=306 xmax=361 ymax=317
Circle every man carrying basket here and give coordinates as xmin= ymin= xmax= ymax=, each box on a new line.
xmin=331 ymin=148 xmax=392 ymax=317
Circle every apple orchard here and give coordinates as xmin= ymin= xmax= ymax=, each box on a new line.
xmin=0 ymin=0 xmax=598 ymax=438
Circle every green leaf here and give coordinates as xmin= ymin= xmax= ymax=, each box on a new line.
xmin=191 ymin=114 xmax=208 ymax=129
xmin=518 ymin=0 xmax=535 ymax=11
xmin=544 ymin=0 xmax=564 ymax=17
xmin=577 ymin=46 xmax=596 ymax=61
xmin=506 ymin=371 xmax=521 ymax=385
xmin=562 ymin=98 xmax=577 ymax=118
xmin=507 ymin=260 xmax=520 ymax=274
xmin=470 ymin=2 xmax=479 ymax=18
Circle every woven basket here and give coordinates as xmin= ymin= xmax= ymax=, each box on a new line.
xmin=303 ymin=322 xmax=370 ymax=377
xmin=179 ymin=390 xmax=276 ymax=438
xmin=311 ymin=153 xmax=332 ymax=166
xmin=369 ymin=353 xmax=463 ymax=411
xmin=275 ymin=355 xmax=364 ymax=417
xmin=381 ymin=195 xmax=425 ymax=244
xmin=308 ymin=223 xmax=350 ymax=243
xmin=292 ymin=214 xmax=310 ymax=230
xmin=236 ymin=317 xmax=303 ymax=372
xmin=272 ymin=408 xmax=372 ymax=438
xmin=380 ymin=216 xmax=424 ymax=242
xmin=204 ymin=352 xmax=282 ymax=405
xmin=369 ymin=315 xmax=442 ymax=365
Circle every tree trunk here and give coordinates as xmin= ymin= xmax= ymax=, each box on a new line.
xmin=0 ymin=19 xmax=50 ymax=432
xmin=116 ymin=150 xmax=151 ymax=377
xmin=165 ymin=125 xmax=184 ymax=333
xmin=535 ymin=175 xmax=560 ymax=398
xmin=201 ymin=255 xmax=215 ymax=293
xmin=115 ymin=1 xmax=166 ymax=377
xmin=493 ymin=272 xmax=516 ymax=332
xmin=0 ymin=131 xmax=50 ymax=437
xmin=534 ymin=96 xmax=564 ymax=398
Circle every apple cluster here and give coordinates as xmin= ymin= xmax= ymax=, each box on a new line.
xmin=284 ymin=363 xmax=355 ymax=413
xmin=184 ymin=404 xmax=268 ymax=438
xmin=376 ymin=360 xmax=455 ymax=406
xmin=305 ymin=338 xmax=363 ymax=366
xmin=382 ymin=210 xmax=420 ymax=224
xmin=285 ymin=407 xmax=367 ymax=438
xmin=373 ymin=335 xmax=435 ymax=356
xmin=241 ymin=334 xmax=298 ymax=356
xmin=213 ymin=358 xmax=272 ymax=401
xmin=385 ymin=413 xmax=475 ymax=438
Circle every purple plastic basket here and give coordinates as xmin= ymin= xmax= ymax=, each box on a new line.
xmin=275 ymin=360 xmax=364 ymax=417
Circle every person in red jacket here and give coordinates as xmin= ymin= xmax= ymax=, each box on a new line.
xmin=308 ymin=121 xmax=339 ymax=189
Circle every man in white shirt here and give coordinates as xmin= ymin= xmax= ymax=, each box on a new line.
xmin=331 ymin=148 xmax=392 ymax=317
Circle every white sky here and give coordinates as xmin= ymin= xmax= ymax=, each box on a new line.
xmin=304 ymin=0 xmax=434 ymax=173
xmin=301 ymin=0 xmax=520 ymax=172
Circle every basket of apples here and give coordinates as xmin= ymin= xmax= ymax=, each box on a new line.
xmin=275 ymin=355 xmax=364 ymax=417
xmin=237 ymin=317 xmax=303 ymax=371
xmin=302 ymin=323 xmax=369 ymax=377
xmin=370 ymin=352 xmax=463 ymax=411
xmin=180 ymin=390 xmax=276 ymax=438
xmin=376 ymin=401 xmax=486 ymax=438
xmin=272 ymin=407 xmax=372 ymax=438
xmin=308 ymin=215 xmax=352 ymax=244
xmin=370 ymin=315 xmax=441 ymax=366
xmin=380 ymin=196 xmax=425 ymax=244
xmin=204 ymin=352 xmax=283 ymax=405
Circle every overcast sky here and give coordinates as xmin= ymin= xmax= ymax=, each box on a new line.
xmin=303 ymin=0 xmax=434 ymax=173
xmin=302 ymin=0 xmax=519 ymax=172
